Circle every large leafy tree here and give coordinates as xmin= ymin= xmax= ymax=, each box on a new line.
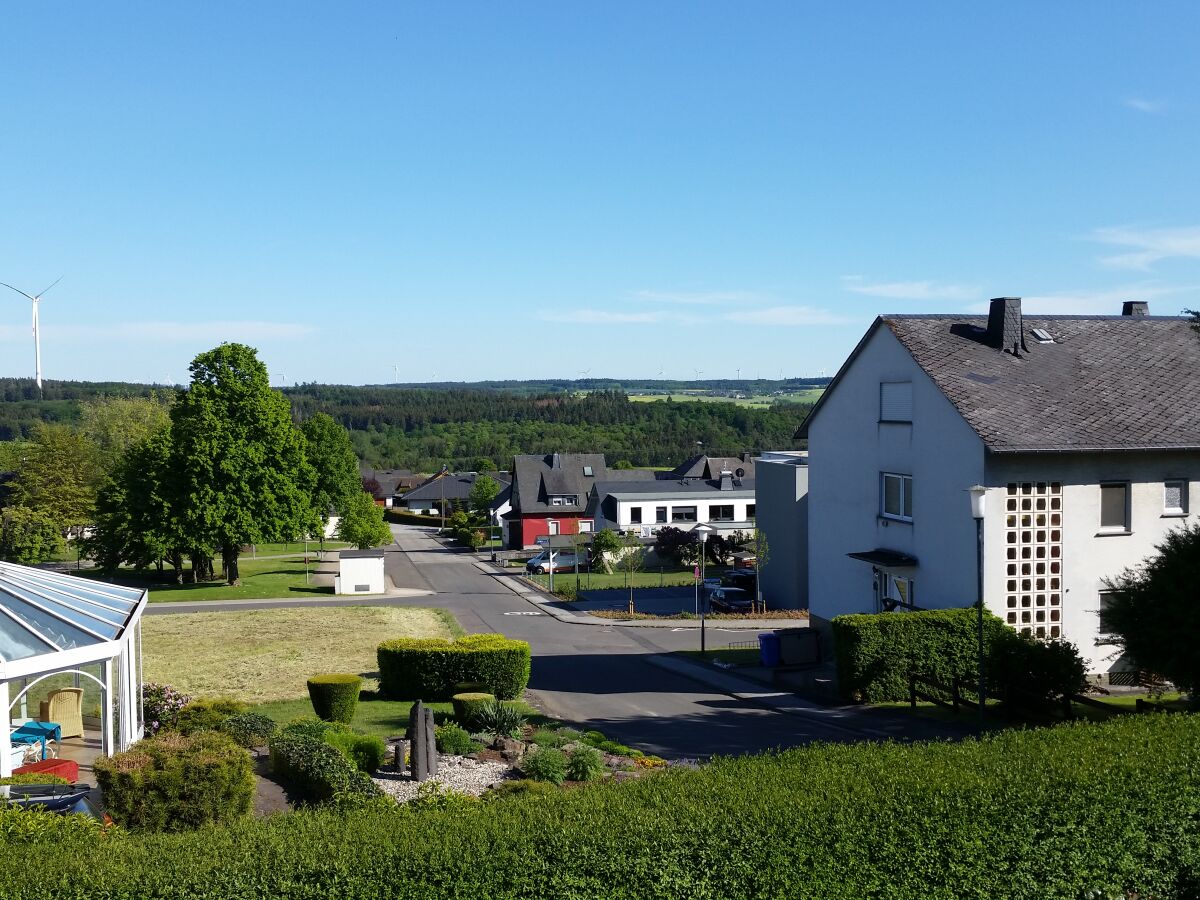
xmin=80 ymin=394 xmax=173 ymax=475
xmin=336 ymin=490 xmax=393 ymax=549
xmin=301 ymin=412 xmax=361 ymax=524
xmin=170 ymin=344 xmax=318 ymax=585
xmin=0 ymin=506 xmax=64 ymax=564
xmin=13 ymin=422 xmax=102 ymax=531
xmin=1102 ymin=522 xmax=1200 ymax=694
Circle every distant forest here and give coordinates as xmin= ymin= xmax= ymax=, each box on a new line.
xmin=0 ymin=378 xmax=818 ymax=470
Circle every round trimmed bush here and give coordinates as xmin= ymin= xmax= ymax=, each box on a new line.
xmin=93 ymin=731 xmax=255 ymax=832
xmin=175 ymin=698 xmax=247 ymax=735
xmin=323 ymin=731 xmax=387 ymax=774
xmin=521 ymin=748 xmax=568 ymax=785
xmin=451 ymin=692 xmax=495 ymax=727
xmin=307 ymin=673 xmax=362 ymax=724
xmin=220 ymin=713 xmax=278 ymax=749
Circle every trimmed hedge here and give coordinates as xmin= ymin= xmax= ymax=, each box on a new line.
xmin=92 ymin=731 xmax=255 ymax=832
xmin=307 ymin=673 xmax=362 ymax=724
xmin=377 ymin=634 xmax=531 ymax=700
xmin=322 ymin=731 xmax=386 ymax=774
xmin=832 ymin=607 xmax=1009 ymax=701
xmin=174 ymin=698 xmax=248 ymax=735
xmin=219 ymin=713 xmax=278 ymax=749
xmin=2 ymin=715 xmax=1198 ymax=897
xmin=268 ymin=731 xmax=379 ymax=803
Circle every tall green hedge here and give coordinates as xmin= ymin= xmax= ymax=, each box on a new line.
xmin=832 ymin=607 xmax=1009 ymax=701
xmin=2 ymin=715 xmax=1198 ymax=897
xmin=92 ymin=731 xmax=255 ymax=832
xmin=377 ymin=633 xmax=531 ymax=700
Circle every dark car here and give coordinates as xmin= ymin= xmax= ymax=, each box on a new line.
xmin=708 ymin=587 xmax=753 ymax=614
xmin=720 ymin=570 xmax=757 ymax=593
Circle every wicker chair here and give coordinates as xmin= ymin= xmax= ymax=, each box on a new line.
xmin=39 ymin=688 xmax=84 ymax=739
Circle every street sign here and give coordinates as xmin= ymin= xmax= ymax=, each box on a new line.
xmin=694 ymin=566 xmax=700 ymax=580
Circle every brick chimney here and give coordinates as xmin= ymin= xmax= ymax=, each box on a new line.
xmin=1121 ymin=301 xmax=1149 ymax=316
xmin=986 ymin=297 xmax=1026 ymax=356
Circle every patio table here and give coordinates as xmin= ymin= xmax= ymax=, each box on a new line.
xmin=9 ymin=721 xmax=61 ymax=761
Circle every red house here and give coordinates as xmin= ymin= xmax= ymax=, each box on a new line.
xmin=507 ymin=453 xmax=607 ymax=549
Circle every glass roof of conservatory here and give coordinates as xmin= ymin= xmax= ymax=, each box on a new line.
xmin=0 ymin=563 xmax=146 ymax=664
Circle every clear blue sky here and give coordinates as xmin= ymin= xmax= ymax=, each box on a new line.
xmin=2 ymin=3 xmax=1197 ymax=385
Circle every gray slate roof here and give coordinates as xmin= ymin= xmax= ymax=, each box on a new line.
xmin=401 ymin=471 xmax=510 ymax=503
xmin=803 ymin=314 xmax=1200 ymax=453
xmin=511 ymin=453 xmax=608 ymax=514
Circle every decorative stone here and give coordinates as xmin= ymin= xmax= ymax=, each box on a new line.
xmin=408 ymin=701 xmax=433 ymax=781
xmin=424 ymin=707 xmax=439 ymax=778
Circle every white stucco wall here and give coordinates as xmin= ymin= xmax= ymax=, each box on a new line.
xmin=807 ymin=324 xmax=986 ymax=623
xmin=755 ymin=453 xmax=809 ymax=610
xmin=984 ymin=452 xmax=1199 ymax=672
xmin=601 ymin=493 xmax=756 ymax=536
xmin=336 ymin=555 xmax=385 ymax=595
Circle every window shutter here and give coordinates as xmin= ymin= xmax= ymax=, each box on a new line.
xmin=880 ymin=382 xmax=913 ymax=422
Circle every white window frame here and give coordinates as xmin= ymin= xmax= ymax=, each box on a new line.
xmin=1163 ymin=480 xmax=1189 ymax=517
xmin=548 ymin=520 xmax=560 ymax=536
xmin=881 ymin=473 xmax=913 ymax=522
xmin=671 ymin=506 xmax=698 ymax=523
xmin=1099 ymin=482 xmax=1130 ymax=533
xmin=1097 ymin=590 xmax=1119 ymax=637
xmin=578 ymin=520 xmax=593 ymax=533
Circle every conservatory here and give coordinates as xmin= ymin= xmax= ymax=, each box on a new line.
xmin=1 ymin=562 xmax=147 ymax=777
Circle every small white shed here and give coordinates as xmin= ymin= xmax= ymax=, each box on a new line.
xmin=335 ymin=549 xmax=386 ymax=595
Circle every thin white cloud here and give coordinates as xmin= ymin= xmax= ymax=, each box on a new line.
xmin=536 ymin=309 xmax=676 ymax=325
xmin=1090 ymin=225 xmax=1200 ymax=270
xmin=1124 ymin=96 xmax=1167 ymax=115
xmin=841 ymin=276 xmax=981 ymax=302
xmin=0 ymin=320 xmax=315 ymax=343
xmin=632 ymin=289 xmax=760 ymax=306
xmin=966 ymin=284 xmax=1189 ymax=316
xmin=724 ymin=306 xmax=850 ymax=326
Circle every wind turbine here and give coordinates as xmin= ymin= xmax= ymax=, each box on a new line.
xmin=1 ymin=276 xmax=62 ymax=393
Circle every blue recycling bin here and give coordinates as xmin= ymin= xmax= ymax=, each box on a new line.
xmin=758 ymin=631 xmax=781 ymax=668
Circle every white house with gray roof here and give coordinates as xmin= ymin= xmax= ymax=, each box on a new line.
xmin=800 ymin=297 xmax=1200 ymax=677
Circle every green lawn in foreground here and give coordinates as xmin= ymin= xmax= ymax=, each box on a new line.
xmin=75 ymin=554 xmax=334 ymax=602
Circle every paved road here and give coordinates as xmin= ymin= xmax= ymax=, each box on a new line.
xmin=149 ymin=525 xmax=966 ymax=759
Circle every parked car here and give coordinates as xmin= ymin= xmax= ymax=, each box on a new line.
xmin=709 ymin=587 xmax=753 ymax=614
xmin=525 ymin=550 xmax=584 ymax=575
xmin=720 ymin=570 xmax=757 ymax=592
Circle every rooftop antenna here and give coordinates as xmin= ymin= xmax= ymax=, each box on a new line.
xmin=1 ymin=276 xmax=62 ymax=394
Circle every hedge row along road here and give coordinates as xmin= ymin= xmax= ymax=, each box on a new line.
xmin=147 ymin=525 xmax=967 ymax=759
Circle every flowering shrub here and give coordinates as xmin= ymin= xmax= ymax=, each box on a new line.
xmin=141 ymin=683 xmax=190 ymax=735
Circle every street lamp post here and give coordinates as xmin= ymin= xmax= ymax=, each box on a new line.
xmin=694 ymin=523 xmax=715 ymax=654
xmin=439 ymin=464 xmax=449 ymax=533
xmin=968 ymin=485 xmax=987 ymax=731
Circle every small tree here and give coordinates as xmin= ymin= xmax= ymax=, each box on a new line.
xmin=619 ymin=532 xmax=645 ymax=615
xmin=590 ymin=528 xmax=622 ymax=574
xmin=336 ymin=490 xmax=394 ymax=549
xmin=750 ymin=530 xmax=770 ymax=613
xmin=653 ymin=526 xmax=698 ymax=566
xmin=1101 ymin=521 xmax=1200 ymax=694
xmin=468 ymin=475 xmax=501 ymax=524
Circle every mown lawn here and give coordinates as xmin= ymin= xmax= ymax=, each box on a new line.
xmin=530 ymin=566 xmax=705 ymax=592
xmin=142 ymin=606 xmax=460 ymax=703
xmin=76 ymin=554 xmax=336 ymax=603
xmin=248 ymin=696 xmax=547 ymax=739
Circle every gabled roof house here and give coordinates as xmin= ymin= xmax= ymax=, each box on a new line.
xmin=507 ymin=453 xmax=608 ymax=548
xmin=800 ymin=297 xmax=1199 ymax=676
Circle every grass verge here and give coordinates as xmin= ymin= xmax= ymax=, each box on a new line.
xmin=76 ymin=555 xmax=335 ymax=602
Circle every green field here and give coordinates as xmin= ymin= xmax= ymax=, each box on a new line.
xmin=628 ymin=389 xmax=822 ymax=408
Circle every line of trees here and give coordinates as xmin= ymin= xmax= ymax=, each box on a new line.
xmin=1 ymin=344 xmax=390 ymax=581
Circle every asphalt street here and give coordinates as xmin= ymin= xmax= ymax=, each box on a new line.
xmin=150 ymin=525 xmax=966 ymax=759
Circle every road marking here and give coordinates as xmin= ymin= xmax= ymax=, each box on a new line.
xmin=503 ymin=611 xmax=544 ymax=616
